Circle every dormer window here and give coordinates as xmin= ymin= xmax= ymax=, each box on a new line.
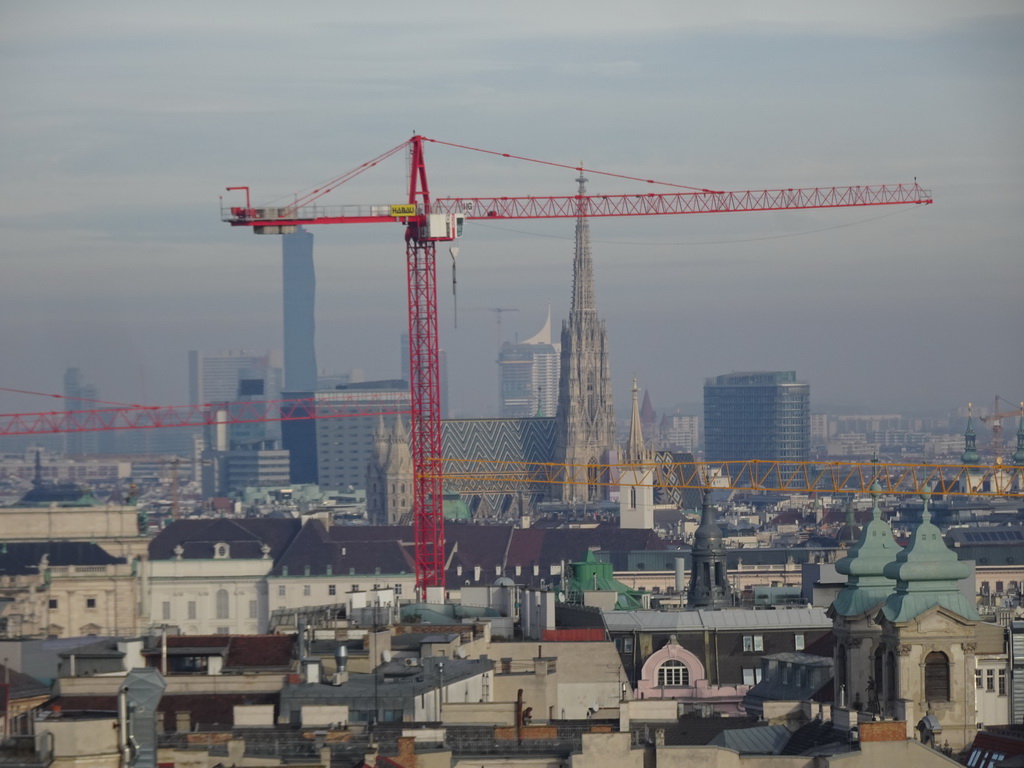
xmin=214 ymin=543 xmax=230 ymax=559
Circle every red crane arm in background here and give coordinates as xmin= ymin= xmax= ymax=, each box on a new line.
xmin=224 ymin=183 xmax=931 ymax=227
xmin=0 ymin=397 xmax=410 ymax=436
xmin=221 ymin=135 xmax=933 ymax=593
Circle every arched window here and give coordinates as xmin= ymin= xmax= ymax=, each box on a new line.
xmin=924 ymin=651 xmax=950 ymax=701
xmin=215 ymin=589 xmax=230 ymax=619
xmin=657 ymin=659 xmax=689 ymax=687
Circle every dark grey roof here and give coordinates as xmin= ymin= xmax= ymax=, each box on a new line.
xmin=947 ymin=526 xmax=1024 ymax=546
xmin=280 ymin=656 xmax=494 ymax=714
xmin=780 ymin=719 xmax=847 ymax=756
xmin=0 ymin=662 xmax=49 ymax=700
xmin=273 ymin=520 xmax=414 ymax=577
xmin=710 ymin=724 xmax=792 ymax=755
xmin=604 ymin=608 xmax=831 ymax=633
xmin=634 ymin=713 xmax=760 ymax=746
xmin=742 ymin=652 xmax=834 ymax=717
xmin=57 ymin=638 xmax=127 ymax=659
xmin=148 ymin=518 xmax=300 ymax=561
xmin=0 ymin=541 xmax=123 ymax=576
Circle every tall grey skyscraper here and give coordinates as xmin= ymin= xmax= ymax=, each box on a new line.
xmin=63 ymin=367 xmax=99 ymax=456
xmin=553 ymin=175 xmax=616 ymax=502
xmin=703 ymin=371 xmax=810 ymax=464
xmin=281 ymin=380 xmax=412 ymax=490
xmin=282 ymin=228 xmax=317 ymax=392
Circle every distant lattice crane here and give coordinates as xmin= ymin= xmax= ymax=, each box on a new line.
xmin=980 ymin=396 xmax=1024 ymax=457
xmin=465 ymin=307 xmax=520 ymax=346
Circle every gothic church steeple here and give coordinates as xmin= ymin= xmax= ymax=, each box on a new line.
xmin=553 ymin=173 xmax=616 ymax=502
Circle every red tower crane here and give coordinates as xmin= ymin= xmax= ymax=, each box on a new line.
xmin=221 ymin=135 xmax=933 ymax=592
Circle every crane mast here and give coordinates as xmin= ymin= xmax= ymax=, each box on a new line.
xmin=222 ymin=135 xmax=934 ymax=593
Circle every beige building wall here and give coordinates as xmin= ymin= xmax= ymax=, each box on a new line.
xmin=0 ymin=505 xmax=148 ymax=559
xmin=37 ymin=716 xmax=121 ymax=768
xmin=1 ymin=563 xmax=140 ymax=639
xmin=491 ymin=641 xmax=628 ymax=720
xmin=883 ymin=607 xmax=978 ymax=752
xmin=148 ymin=557 xmax=272 ymax=634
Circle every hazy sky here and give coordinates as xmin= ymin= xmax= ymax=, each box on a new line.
xmin=1 ymin=2 xmax=1021 ymax=422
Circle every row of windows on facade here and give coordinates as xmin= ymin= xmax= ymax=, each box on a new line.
xmin=158 ymin=583 xmax=405 ymax=621
xmin=276 ymin=583 xmax=403 ymax=598
xmin=976 ymin=667 xmax=1008 ymax=696
xmin=652 ymin=660 xmax=765 ymax=687
xmin=160 ymin=591 xmax=256 ymax=621
xmin=49 ymin=598 xmax=98 ymax=610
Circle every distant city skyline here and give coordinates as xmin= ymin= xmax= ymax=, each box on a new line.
xmin=0 ymin=4 xmax=1020 ymax=421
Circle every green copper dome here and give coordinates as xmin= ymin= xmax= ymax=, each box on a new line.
xmin=832 ymin=483 xmax=900 ymax=617
xmin=881 ymin=487 xmax=979 ymax=623
xmin=961 ymin=411 xmax=981 ymax=465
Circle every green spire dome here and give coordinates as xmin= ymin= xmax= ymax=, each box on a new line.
xmin=962 ymin=404 xmax=981 ymax=464
xmin=881 ymin=486 xmax=979 ymax=623
xmin=832 ymin=482 xmax=900 ymax=616
xmin=1012 ymin=408 xmax=1024 ymax=467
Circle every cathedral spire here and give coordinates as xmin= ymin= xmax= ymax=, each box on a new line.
xmin=624 ymin=378 xmax=649 ymax=465
xmin=553 ymin=174 xmax=617 ymax=502
xmin=570 ymin=173 xmax=596 ymax=315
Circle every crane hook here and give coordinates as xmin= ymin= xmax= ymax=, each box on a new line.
xmin=450 ymin=246 xmax=460 ymax=328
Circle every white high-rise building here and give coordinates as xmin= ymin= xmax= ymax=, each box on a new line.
xmin=663 ymin=413 xmax=700 ymax=452
xmin=497 ymin=307 xmax=560 ymax=418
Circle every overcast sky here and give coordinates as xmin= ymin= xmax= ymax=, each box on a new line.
xmin=1 ymin=1 xmax=1021 ymax=423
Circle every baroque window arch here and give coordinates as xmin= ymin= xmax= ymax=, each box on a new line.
xmin=636 ymin=637 xmax=705 ymax=700
xmin=924 ymin=651 xmax=950 ymax=702
xmin=657 ymin=659 xmax=689 ymax=687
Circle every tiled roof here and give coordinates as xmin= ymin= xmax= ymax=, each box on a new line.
xmin=273 ymin=520 xmax=415 ymax=577
xmin=148 ymin=518 xmax=301 ymax=561
xmin=262 ymin=522 xmax=671 ymax=586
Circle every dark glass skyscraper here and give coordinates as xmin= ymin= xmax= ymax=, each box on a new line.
xmin=703 ymin=371 xmax=810 ymax=464
xmin=282 ymin=228 xmax=317 ymax=392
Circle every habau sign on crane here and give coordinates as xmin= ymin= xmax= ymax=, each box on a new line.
xmin=221 ymin=134 xmax=933 ymax=593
